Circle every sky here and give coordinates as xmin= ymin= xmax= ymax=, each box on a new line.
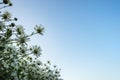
xmin=7 ymin=0 xmax=120 ymax=80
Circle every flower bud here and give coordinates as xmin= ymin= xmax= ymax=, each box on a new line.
xmin=14 ymin=17 xmax=18 ymax=21
xmin=9 ymin=2 xmax=13 ymax=6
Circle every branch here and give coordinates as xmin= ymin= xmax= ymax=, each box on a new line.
xmin=0 ymin=5 xmax=9 ymax=10
xmin=0 ymin=2 xmax=3 ymax=4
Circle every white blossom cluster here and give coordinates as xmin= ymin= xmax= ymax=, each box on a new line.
xmin=0 ymin=0 xmax=63 ymax=80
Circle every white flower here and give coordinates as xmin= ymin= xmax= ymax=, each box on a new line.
xmin=16 ymin=25 xmax=24 ymax=35
xmin=32 ymin=45 xmax=41 ymax=57
xmin=34 ymin=24 xmax=44 ymax=35
xmin=16 ymin=34 xmax=30 ymax=44
xmin=3 ymin=0 xmax=10 ymax=4
xmin=36 ymin=60 xmax=42 ymax=65
xmin=2 ymin=11 xmax=11 ymax=20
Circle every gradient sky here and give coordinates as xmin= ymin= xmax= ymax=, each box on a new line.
xmin=8 ymin=0 xmax=120 ymax=80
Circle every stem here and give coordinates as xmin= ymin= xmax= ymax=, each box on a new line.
xmin=0 ymin=5 xmax=9 ymax=10
xmin=0 ymin=2 xmax=3 ymax=4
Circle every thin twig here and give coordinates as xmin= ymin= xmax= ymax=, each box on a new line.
xmin=0 ymin=2 xmax=3 ymax=4
xmin=0 ymin=5 xmax=9 ymax=10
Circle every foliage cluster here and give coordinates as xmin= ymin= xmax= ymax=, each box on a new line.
xmin=0 ymin=0 xmax=62 ymax=80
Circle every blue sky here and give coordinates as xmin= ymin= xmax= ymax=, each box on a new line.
xmin=9 ymin=0 xmax=120 ymax=80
